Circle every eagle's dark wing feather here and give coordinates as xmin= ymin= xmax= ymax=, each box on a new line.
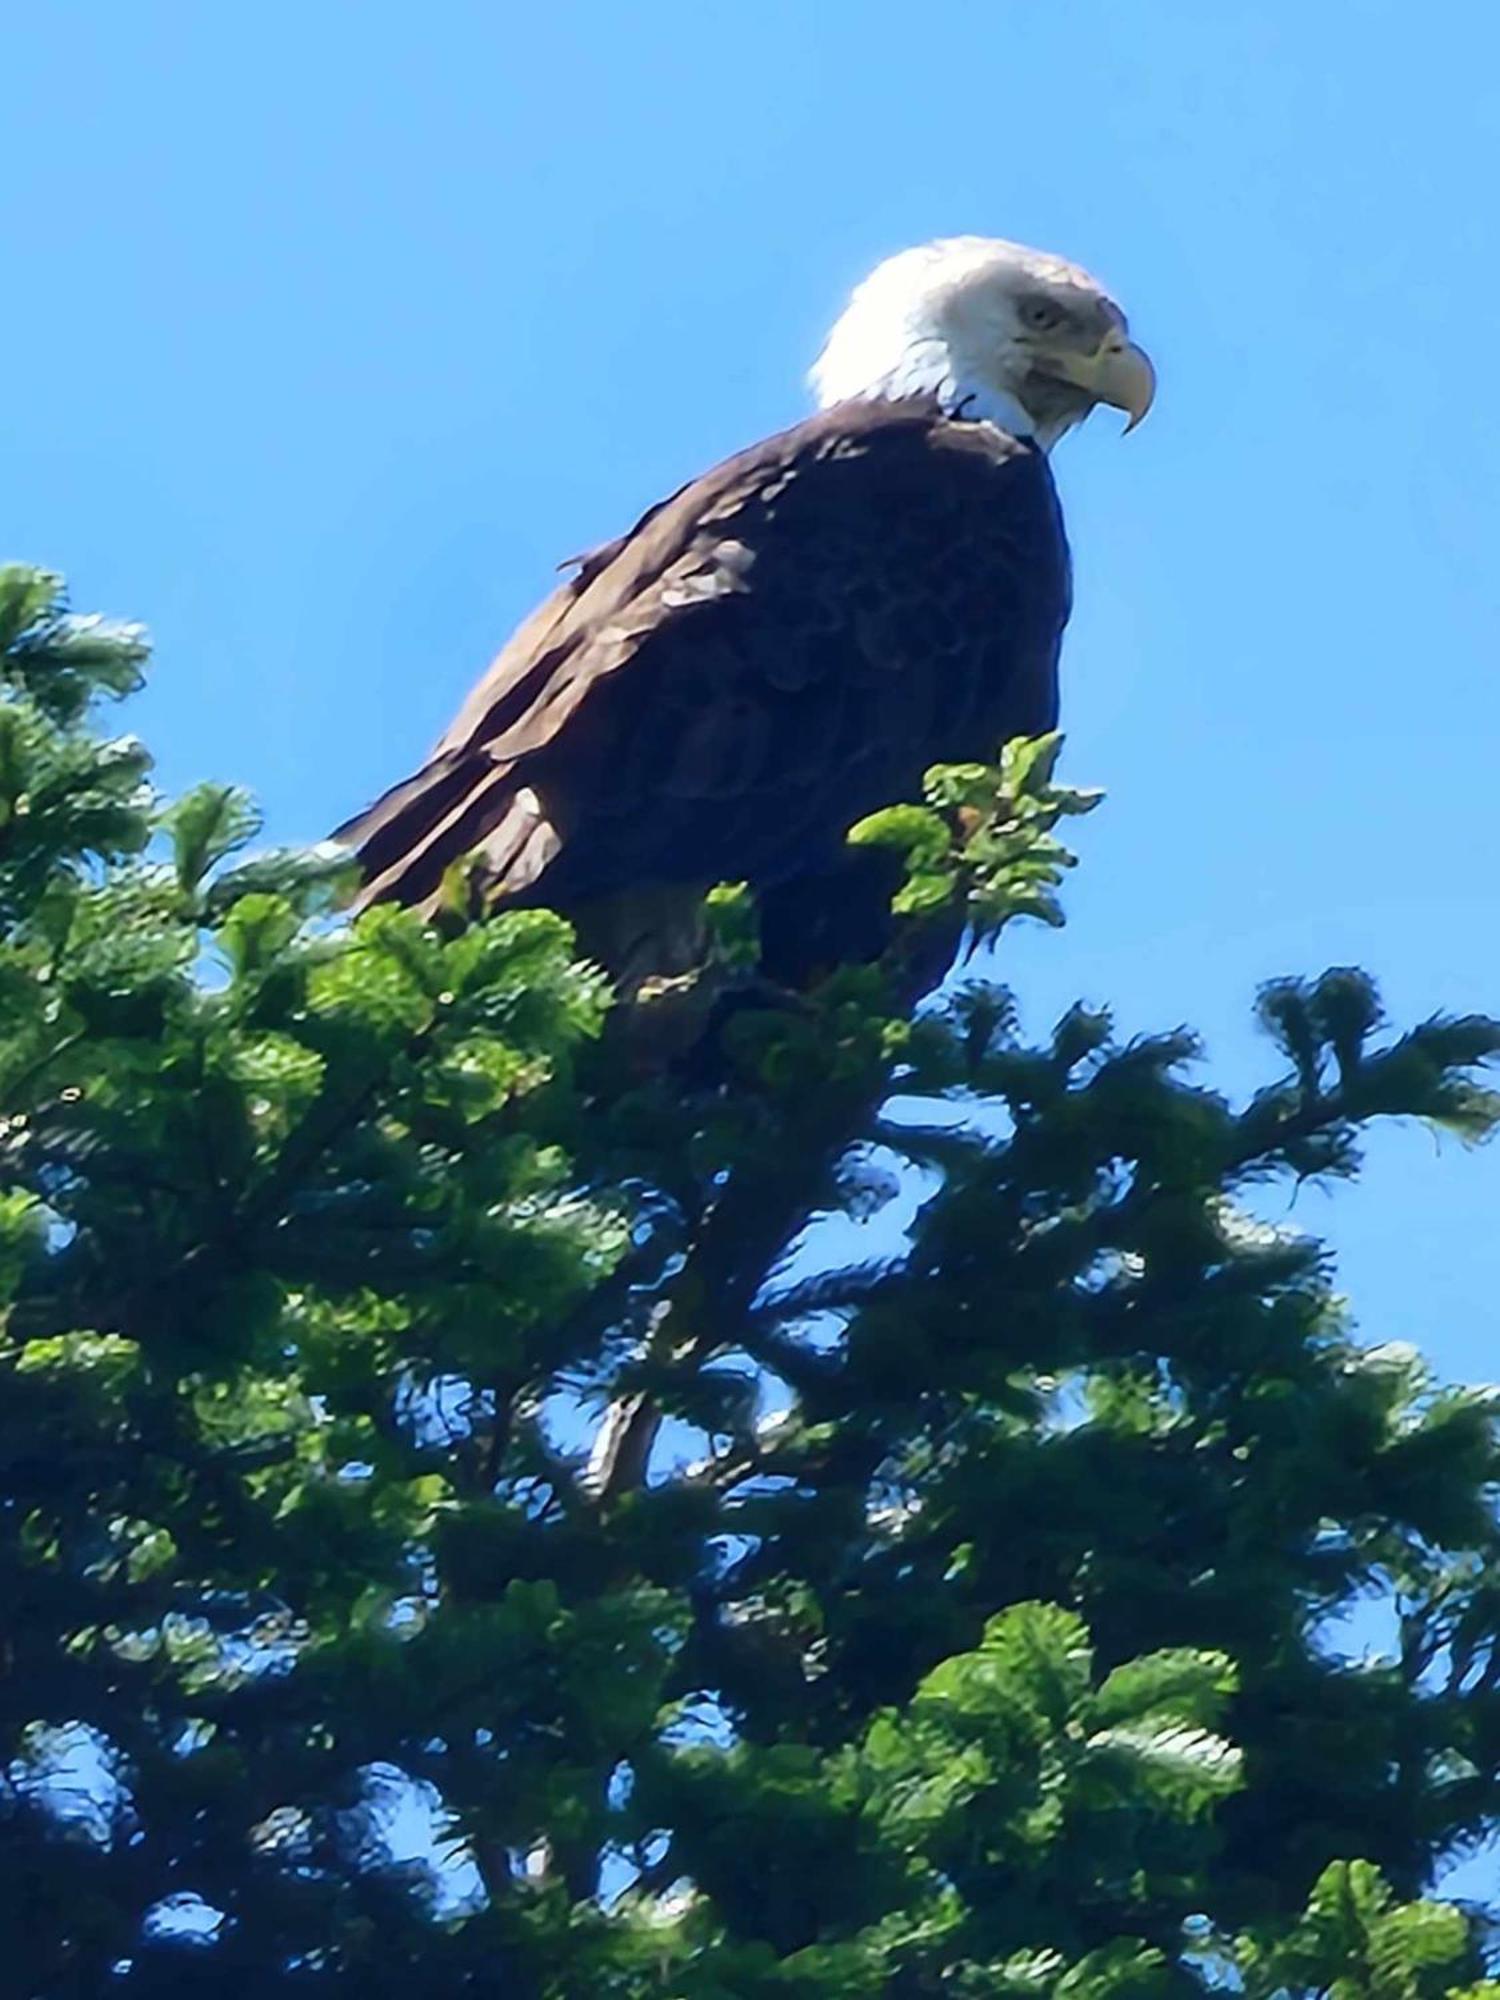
xmin=337 ymin=397 xmax=1071 ymax=967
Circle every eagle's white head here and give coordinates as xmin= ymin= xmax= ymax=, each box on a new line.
xmin=809 ymin=236 xmax=1154 ymax=451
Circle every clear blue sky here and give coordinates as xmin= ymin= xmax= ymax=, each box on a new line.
xmin=5 ymin=0 xmax=1498 ymax=1388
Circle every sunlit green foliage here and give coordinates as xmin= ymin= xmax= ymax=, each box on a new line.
xmin=2 ymin=566 xmax=1498 ymax=1996
xmin=848 ymin=731 xmax=1098 ymax=932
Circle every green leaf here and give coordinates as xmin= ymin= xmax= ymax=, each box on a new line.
xmin=204 ymin=841 xmax=360 ymax=919
xmin=1306 ymin=1858 xmax=1394 ymax=1931
xmin=1090 ymin=1648 xmax=1237 ymax=1731
xmin=0 ymin=566 xmax=149 ymax=720
xmin=974 ymin=1601 xmax=1094 ymax=1723
xmin=1054 ymin=1941 xmax=1173 ymax=1998
xmin=892 ymin=868 xmax=959 ymax=916
xmin=430 ymin=1034 xmax=544 ymax=1119
xmin=999 ymin=729 xmax=1065 ymax=796
xmin=165 ymin=781 xmax=263 ymax=890
xmin=704 ymin=879 xmax=761 ymax=971
xmin=847 ymin=802 xmax=953 ymax=866
xmin=218 ymin=891 xmax=302 ymax=979
xmin=1369 ymin=1901 xmax=1471 ymax=1979
xmin=1083 ymin=1721 xmax=1242 ymax=1802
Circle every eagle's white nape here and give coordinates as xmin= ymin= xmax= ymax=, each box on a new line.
xmin=808 ymin=235 xmax=1114 ymax=450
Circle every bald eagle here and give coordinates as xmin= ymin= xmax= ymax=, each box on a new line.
xmin=337 ymin=237 xmax=1153 ymax=985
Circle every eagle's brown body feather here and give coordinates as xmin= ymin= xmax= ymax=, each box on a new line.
xmin=338 ymin=397 xmax=1071 ymax=983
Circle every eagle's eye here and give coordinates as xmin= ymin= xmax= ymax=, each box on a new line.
xmin=1020 ymin=298 xmax=1064 ymax=333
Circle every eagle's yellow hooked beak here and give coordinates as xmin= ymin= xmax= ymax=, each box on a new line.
xmin=1048 ymin=338 xmax=1157 ymax=432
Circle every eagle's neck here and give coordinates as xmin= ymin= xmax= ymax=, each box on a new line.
xmin=811 ymin=322 xmax=1065 ymax=449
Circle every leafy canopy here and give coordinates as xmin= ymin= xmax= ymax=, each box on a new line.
xmin=3 ymin=565 xmax=1499 ymax=1997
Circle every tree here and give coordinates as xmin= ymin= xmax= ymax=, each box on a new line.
xmin=2 ymin=563 xmax=1498 ymax=1997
